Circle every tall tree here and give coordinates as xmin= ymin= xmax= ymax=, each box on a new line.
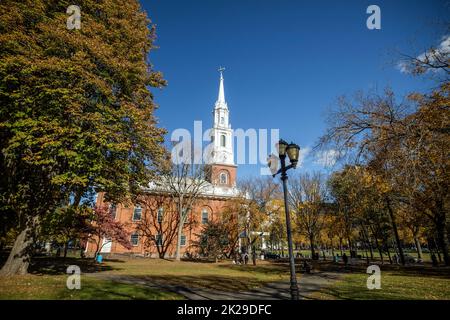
xmin=136 ymin=195 xmax=183 ymax=259
xmin=163 ymin=161 xmax=210 ymax=261
xmin=238 ymin=177 xmax=280 ymax=261
xmin=0 ymin=0 xmax=166 ymax=275
xmin=86 ymin=206 xmax=132 ymax=259
xmin=40 ymin=206 xmax=92 ymax=258
xmin=290 ymin=172 xmax=327 ymax=259
xmin=194 ymin=209 xmax=239 ymax=262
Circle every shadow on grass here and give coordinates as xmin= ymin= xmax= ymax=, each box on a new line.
xmin=218 ymin=262 xmax=290 ymax=275
xmin=125 ymin=274 xmax=268 ymax=292
xmin=56 ymin=279 xmax=181 ymax=300
xmin=312 ymin=261 xmax=450 ymax=279
xmin=29 ymin=256 xmax=120 ymax=275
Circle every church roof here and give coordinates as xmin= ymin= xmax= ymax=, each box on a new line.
xmin=143 ymin=177 xmax=242 ymax=199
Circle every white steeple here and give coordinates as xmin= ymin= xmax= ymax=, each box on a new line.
xmin=209 ymin=67 xmax=234 ymax=165
xmin=215 ymin=67 xmax=228 ymax=110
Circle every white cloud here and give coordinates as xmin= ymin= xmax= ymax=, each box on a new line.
xmin=398 ymin=35 xmax=450 ymax=74
xmin=314 ymin=149 xmax=339 ymax=168
xmin=297 ymin=147 xmax=311 ymax=167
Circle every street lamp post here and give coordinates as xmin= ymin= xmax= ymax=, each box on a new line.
xmin=270 ymin=139 xmax=300 ymax=300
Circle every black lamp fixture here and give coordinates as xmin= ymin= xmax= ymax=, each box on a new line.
xmin=277 ymin=139 xmax=288 ymax=158
xmin=286 ymin=143 xmax=300 ymax=168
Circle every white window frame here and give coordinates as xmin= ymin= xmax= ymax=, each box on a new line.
xmin=132 ymin=205 xmax=142 ymax=221
xmin=157 ymin=207 xmax=164 ymax=224
xmin=219 ymin=172 xmax=228 ymax=185
xmin=201 ymin=209 xmax=209 ymax=224
xmin=130 ymin=233 xmax=139 ymax=246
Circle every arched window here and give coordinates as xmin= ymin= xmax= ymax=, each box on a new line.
xmin=201 ymin=209 xmax=209 ymax=224
xmin=219 ymin=172 xmax=228 ymax=185
xmin=220 ymin=134 xmax=226 ymax=147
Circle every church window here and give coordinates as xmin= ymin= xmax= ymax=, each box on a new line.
xmin=131 ymin=233 xmax=139 ymax=246
xmin=155 ymin=234 xmax=163 ymax=247
xmin=132 ymin=205 xmax=142 ymax=221
xmin=220 ymin=134 xmax=226 ymax=147
xmin=201 ymin=209 xmax=209 ymax=224
xmin=157 ymin=207 xmax=164 ymax=223
xmin=109 ymin=203 xmax=117 ymax=219
xmin=220 ymin=116 xmax=224 ymax=124
xmin=219 ymin=172 xmax=228 ymax=185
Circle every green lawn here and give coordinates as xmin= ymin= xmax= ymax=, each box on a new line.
xmin=92 ymin=257 xmax=290 ymax=291
xmin=2 ymin=256 xmax=449 ymax=300
xmin=311 ymin=268 xmax=450 ymax=300
xmin=0 ymin=274 xmax=182 ymax=300
xmin=0 ymin=256 xmax=291 ymax=299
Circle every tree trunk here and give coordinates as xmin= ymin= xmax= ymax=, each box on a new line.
xmin=63 ymin=242 xmax=69 ymax=259
xmin=175 ymin=223 xmax=183 ymax=261
xmin=347 ymin=237 xmax=354 ymax=257
xmin=360 ymin=224 xmax=374 ymax=261
xmin=93 ymin=239 xmax=101 ymax=261
xmin=385 ymin=198 xmax=405 ymax=265
xmin=435 ymin=216 xmax=450 ymax=266
xmin=0 ymin=219 xmax=36 ymax=276
xmin=370 ymin=225 xmax=384 ymax=263
xmin=413 ymin=235 xmax=423 ymax=260
xmin=373 ymin=237 xmax=384 ymax=264
xmin=309 ymin=234 xmax=316 ymax=259
xmin=385 ymin=242 xmax=392 ymax=264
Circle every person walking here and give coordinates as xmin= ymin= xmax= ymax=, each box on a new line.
xmin=342 ymin=253 xmax=348 ymax=266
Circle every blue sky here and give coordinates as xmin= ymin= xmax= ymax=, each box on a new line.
xmin=141 ymin=0 xmax=449 ymax=178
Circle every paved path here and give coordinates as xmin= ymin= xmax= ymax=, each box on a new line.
xmin=90 ymin=271 xmax=341 ymax=300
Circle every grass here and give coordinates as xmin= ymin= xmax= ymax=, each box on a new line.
xmin=0 ymin=256 xmax=291 ymax=299
xmin=2 ymin=256 xmax=449 ymax=300
xmin=0 ymin=274 xmax=182 ymax=300
xmin=94 ymin=257 xmax=291 ymax=291
xmin=310 ymin=263 xmax=450 ymax=300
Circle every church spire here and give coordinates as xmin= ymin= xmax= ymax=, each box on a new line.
xmin=210 ymin=67 xmax=233 ymax=166
xmin=216 ymin=67 xmax=227 ymax=109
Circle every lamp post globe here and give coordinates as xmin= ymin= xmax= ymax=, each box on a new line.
xmin=286 ymin=143 xmax=300 ymax=168
xmin=277 ymin=139 xmax=288 ymax=158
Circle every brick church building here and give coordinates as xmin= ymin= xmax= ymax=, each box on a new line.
xmin=86 ymin=70 xmax=241 ymax=258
